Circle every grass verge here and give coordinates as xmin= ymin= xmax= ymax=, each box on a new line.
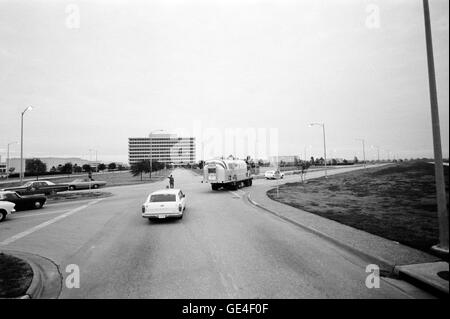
xmin=267 ymin=161 xmax=449 ymax=255
xmin=46 ymin=191 xmax=113 ymax=203
xmin=0 ymin=252 xmax=33 ymax=298
xmin=0 ymin=169 xmax=171 ymax=189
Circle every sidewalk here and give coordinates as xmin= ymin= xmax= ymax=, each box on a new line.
xmin=246 ymin=176 xmax=448 ymax=296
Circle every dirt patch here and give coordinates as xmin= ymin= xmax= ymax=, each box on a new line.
xmin=267 ymin=161 xmax=449 ymax=255
xmin=0 ymin=252 xmax=33 ymax=298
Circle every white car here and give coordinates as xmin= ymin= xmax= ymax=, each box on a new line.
xmin=0 ymin=201 xmax=16 ymax=222
xmin=264 ymin=170 xmax=284 ymax=179
xmin=142 ymin=189 xmax=186 ymax=220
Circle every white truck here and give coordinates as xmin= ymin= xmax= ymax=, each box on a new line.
xmin=203 ymin=159 xmax=253 ymax=191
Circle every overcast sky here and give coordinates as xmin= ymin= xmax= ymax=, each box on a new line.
xmin=0 ymin=0 xmax=448 ymax=163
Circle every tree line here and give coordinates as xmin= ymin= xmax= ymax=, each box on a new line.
xmin=11 ymin=158 xmax=126 ymax=180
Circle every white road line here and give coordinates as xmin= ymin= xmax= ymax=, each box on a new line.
xmin=0 ymin=199 xmax=103 ymax=246
xmin=12 ymin=209 xmax=70 ymax=219
xmin=229 ymin=191 xmax=241 ymax=198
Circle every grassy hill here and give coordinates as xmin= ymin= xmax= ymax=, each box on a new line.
xmin=267 ymin=161 xmax=449 ymax=254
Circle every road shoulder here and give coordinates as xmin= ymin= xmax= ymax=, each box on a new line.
xmin=246 ymin=181 xmax=448 ymax=297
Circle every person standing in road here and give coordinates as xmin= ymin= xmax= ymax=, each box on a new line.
xmin=168 ymin=175 xmax=174 ymax=188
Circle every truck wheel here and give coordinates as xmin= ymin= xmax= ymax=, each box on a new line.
xmin=211 ymin=184 xmax=219 ymax=191
xmin=248 ymin=179 xmax=252 ymax=186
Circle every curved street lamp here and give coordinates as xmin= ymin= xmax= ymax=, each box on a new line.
xmin=20 ymin=106 xmax=33 ymax=183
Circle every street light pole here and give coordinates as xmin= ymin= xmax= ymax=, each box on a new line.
xmin=423 ymin=0 xmax=448 ymax=254
xmin=356 ymin=139 xmax=366 ymax=169
xmin=20 ymin=106 xmax=33 ymax=183
xmin=309 ymin=123 xmax=327 ymax=178
xmin=148 ymin=129 xmax=164 ymax=179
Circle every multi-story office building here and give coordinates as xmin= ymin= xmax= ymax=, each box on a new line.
xmin=128 ymin=134 xmax=196 ymax=166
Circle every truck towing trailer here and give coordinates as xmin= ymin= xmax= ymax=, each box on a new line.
xmin=203 ymin=159 xmax=253 ymax=191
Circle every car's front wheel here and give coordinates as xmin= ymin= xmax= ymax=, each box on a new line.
xmin=34 ymin=201 xmax=43 ymax=209
xmin=0 ymin=210 xmax=7 ymax=222
xmin=93 ymin=184 xmax=99 ymax=189
xmin=69 ymin=186 xmax=76 ymax=191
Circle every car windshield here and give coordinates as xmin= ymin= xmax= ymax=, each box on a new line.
xmin=149 ymin=194 xmax=176 ymax=202
xmin=1 ymin=193 xmax=20 ymax=200
xmin=23 ymin=182 xmax=33 ymax=187
xmin=73 ymin=179 xmax=83 ymax=182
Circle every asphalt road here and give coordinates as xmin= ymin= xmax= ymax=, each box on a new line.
xmin=0 ymin=167 xmax=431 ymax=298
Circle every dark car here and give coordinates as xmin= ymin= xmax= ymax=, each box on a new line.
xmin=2 ymin=180 xmax=68 ymax=195
xmin=0 ymin=191 xmax=46 ymax=210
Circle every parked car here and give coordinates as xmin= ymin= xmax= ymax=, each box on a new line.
xmin=2 ymin=180 xmax=68 ymax=196
xmin=264 ymin=170 xmax=284 ymax=179
xmin=0 ymin=191 xmax=46 ymax=210
xmin=142 ymin=189 xmax=186 ymax=220
xmin=0 ymin=200 xmax=15 ymax=222
xmin=68 ymin=178 xmax=107 ymax=190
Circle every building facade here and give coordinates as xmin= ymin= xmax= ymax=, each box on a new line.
xmin=128 ymin=134 xmax=196 ymax=166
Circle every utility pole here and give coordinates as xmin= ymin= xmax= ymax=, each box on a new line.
xmin=356 ymin=139 xmax=366 ymax=169
xmin=309 ymin=123 xmax=327 ymax=178
xmin=423 ymin=0 xmax=448 ymax=254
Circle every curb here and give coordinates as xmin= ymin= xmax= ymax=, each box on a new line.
xmin=393 ymin=264 xmax=449 ymax=297
xmin=246 ymin=193 xmax=395 ymax=272
xmin=2 ymin=250 xmax=62 ymax=299
xmin=246 ymin=193 xmax=450 ymax=297
xmin=0 ymin=251 xmax=44 ymax=299
xmin=24 ymin=257 xmax=45 ymax=299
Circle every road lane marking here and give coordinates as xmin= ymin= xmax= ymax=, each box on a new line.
xmin=229 ymin=191 xmax=241 ymax=198
xmin=45 ymin=200 xmax=98 ymax=207
xmin=12 ymin=209 xmax=71 ymax=219
xmin=0 ymin=199 xmax=103 ymax=246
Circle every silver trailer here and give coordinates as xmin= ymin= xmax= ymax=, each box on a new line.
xmin=203 ymin=159 xmax=253 ymax=191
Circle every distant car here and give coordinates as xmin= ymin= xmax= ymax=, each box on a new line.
xmin=0 ymin=201 xmax=15 ymax=222
xmin=142 ymin=189 xmax=186 ymax=220
xmin=67 ymin=178 xmax=107 ymax=190
xmin=0 ymin=191 xmax=46 ymax=210
xmin=2 ymin=180 xmax=68 ymax=195
xmin=264 ymin=170 xmax=284 ymax=179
